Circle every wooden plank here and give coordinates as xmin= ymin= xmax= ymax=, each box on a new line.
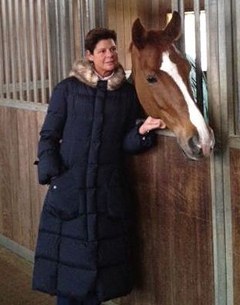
xmin=122 ymin=135 xmax=214 ymax=305
xmin=0 ymin=106 xmax=47 ymax=250
xmin=230 ymin=148 xmax=240 ymax=305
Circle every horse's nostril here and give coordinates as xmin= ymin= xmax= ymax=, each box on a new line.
xmin=188 ymin=135 xmax=202 ymax=156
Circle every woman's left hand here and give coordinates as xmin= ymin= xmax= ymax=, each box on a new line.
xmin=138 ymin=116 xmax=166 ymax=135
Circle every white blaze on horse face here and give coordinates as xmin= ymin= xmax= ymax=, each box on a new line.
xmin=160 ymin=51 xmax=211 ymax=146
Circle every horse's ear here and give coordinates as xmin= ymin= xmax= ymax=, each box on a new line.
xmin=132 ymin=18 xmax=146 ymax=49
xmin=162 ymin=11 xmax=181 ymax=42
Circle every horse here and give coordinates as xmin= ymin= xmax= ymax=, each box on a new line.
xmin=130 ymin=11 xmax=215 ymax=160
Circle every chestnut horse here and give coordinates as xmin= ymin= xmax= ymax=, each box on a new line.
xmin=130 ymin=11 xmax=215 ymax=160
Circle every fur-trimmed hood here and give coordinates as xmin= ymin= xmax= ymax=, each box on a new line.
xmin=69 ymin=59 xmax=126 ymax=91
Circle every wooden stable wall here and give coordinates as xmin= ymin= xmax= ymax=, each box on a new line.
xmin=230 ymin=148 xmax=240 ymax=305
xmin=0 ymin=103 xmax=214 ymax=304
xmin=0 ymin=106 xmax=46 ymax=251
xmin=0 ymin=0 xmax=239 ymax=305
xmin=123 ymin=136 xmax=214 ymax=305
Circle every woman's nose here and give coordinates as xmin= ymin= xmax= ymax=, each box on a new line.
xmin=106 ymin=49 xmax=114 ymax=56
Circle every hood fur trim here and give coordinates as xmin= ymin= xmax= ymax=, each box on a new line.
xmin=69 ymin=60 xmax=126 ymax=91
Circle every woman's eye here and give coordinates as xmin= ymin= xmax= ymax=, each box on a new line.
xmin=146 ymin=75 xmax=157 ymax=83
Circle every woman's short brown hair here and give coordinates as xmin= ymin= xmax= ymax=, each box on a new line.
xmin=84 ymin=28 xmax=117 ymax=54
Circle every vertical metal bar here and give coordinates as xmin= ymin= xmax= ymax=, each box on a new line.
xmin=79 ymin=0 xmax=86 ymax=57
xmin=234 ymin=0 xmax=240 ymax=133
xmin=45 ymin=0 xmax=52 ymax=95
xmin=8 ymin=0 xmax=17 ymax=100
xmin=59 ymin=0 xmax=71 ymax=79
xmin=207 ymin=0 xmax=234 ymax=304
xmin=194 ymin=0 xmax=204 ymax=114
xmin=95 ymin=0 xmax=106 ymax=28
xmin=29 ymin=0 xmax=38 ymax=103
xmin=2 ymin=0 xmax=11 ymax=99
xmin=14 ymin=0 xmax=23 ymax=101
xmin=87 ymin=0 xmax=96 ymax=30
xmin=178 ymin=0 xmax=185 ymax=53
xmin=53 ymin=0 xmax=61 ymax=83
xmin=48 ymin=0 xmax=60 ymax=87
xmin=171 ymin=0 xmax=185 ymax=53
xmin=0 ymin=2 xmax=4 ymax=99
xmin=37 ymin=0 xmax=46 ymax=104
xmin=171 ymin=0 xmax=179 ymax=12
xmin=59 ymin=0 xmax=66 ymax=78
xmin=68 ymin=0 xmax=75 ymax=64
xmin=22 ymin=0 xmax=31 ymax=101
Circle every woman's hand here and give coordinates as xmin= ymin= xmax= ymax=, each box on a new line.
xmin=138 ymin=116 xmax=166 ymax=135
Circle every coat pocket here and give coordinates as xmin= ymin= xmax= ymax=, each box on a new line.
xmin=46 ymin=169 xmax=81 ymax=220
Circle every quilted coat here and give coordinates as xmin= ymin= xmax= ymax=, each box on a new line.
xmin=32 ymin=60 xmax=155 ymax=301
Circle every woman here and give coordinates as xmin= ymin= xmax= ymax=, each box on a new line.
xmin=32 ymin=27 xmax=165 ymax=305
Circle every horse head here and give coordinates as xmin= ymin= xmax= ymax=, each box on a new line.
xmin=130 ymin=11 xmax=215 ymax=160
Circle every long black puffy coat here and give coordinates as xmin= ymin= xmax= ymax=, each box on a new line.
xmin=32 ymin=60 xmax=155 ymax=301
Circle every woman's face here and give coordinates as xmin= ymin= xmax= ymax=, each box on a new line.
xmin=86 ymin=39 xmax=118 ymax=77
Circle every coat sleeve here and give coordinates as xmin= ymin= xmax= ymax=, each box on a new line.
xmin=36 ymin=82 xmax=68 ymax=185
xmin=122 ymin=88 xmax=157 ymax=154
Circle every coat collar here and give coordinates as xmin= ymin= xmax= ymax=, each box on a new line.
xmin=69 ymin=59 xmax=126 ymax=91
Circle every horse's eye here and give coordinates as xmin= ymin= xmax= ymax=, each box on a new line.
xmin=146 ymin=75 xmax=157 ymax=83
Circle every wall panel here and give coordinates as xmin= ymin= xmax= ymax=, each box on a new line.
xmin=230 ymin=148 xmax=240 ymax=305
xmin=0 ymin=106 xmax=46 ymax=250
xmin=121 ymin=135 xmax=214 ymax=305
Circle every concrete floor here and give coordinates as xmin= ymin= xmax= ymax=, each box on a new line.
xmin=0 ymin=245 xmax=54 ymax=305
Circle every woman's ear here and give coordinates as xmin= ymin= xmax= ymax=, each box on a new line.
xmin=85 ymin=50 xmax=93 ymax=62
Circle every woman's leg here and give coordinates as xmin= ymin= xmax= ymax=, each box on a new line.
xmin=57 ymin=295 xmax=73 ymax=305
xmin=83 ymin=294 xmax=101 ymax=305
xmin=56 ymin=294 xmax=100 ymax=305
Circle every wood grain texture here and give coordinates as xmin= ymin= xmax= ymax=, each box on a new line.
xmin=0 ymin=106 xmax=47 ymax=251
xmin=123 ymin=135 xmax=214 ymax=305
xmin=230 ymin=148 xmax=240 ymax=305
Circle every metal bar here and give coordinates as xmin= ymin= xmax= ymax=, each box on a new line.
xmin=79 ymin=0 xmax=85 ymax=56
xmin=178 ymin=0 xmax=185 ymax=53
xmin=29 ymin=0 xmax=38 ymax=103
xmin=8 ymin=0 xmax=17 ymax=101
xmin=87 ymin=0 xmax=96 ymax=30
xmin=45 ymin=0 xmax=53 ymax=95
xmin=0 ymin=3 xmax=4 ymax=99
xmin=171 ymin=0 xmax=179 ymax=12
xmin=234 ymin=0 xmax=240 ymax=133
xmin=68 ymin=0 xmax=75 ymax=64
xmin=194 ymin=0 xmax=204 ymax=113
xmin=206 ymin=0 xmax=234 ymax=304
xmin=14 ymin=0 xmax=23 ymax=101
xmin=59 ymin=0 xmax=71 ymax=79
xmin=22 ymin=0 xmax=31 ymax=102
xmin=2 ymin=0 xmax=11 ymax=99
xmin=171 ymin=0 xmax=185 ymax=53
xmin=37 ymin=0 xmax=46 ymax=104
